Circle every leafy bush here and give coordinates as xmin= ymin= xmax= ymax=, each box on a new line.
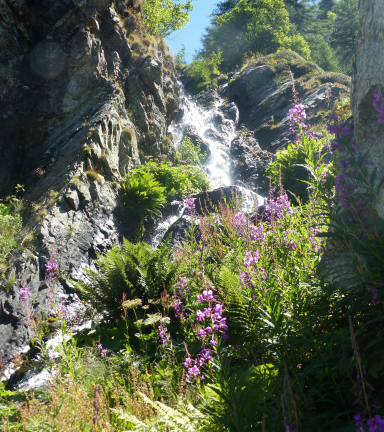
xmin=177 ymin=136 xmax=207 ymax=165
xmin=75 ymin=237 xmax=177 ymax=319
xmin=279 ymin=33 xmax=311 ymax=60
xmin=199 ymin=0 xmax=297 ymax=72
xmin=141 ymin=0 xmax=194 ymax=37
xmin=189 ymin=50 xmax=222 ymax=89
xmin=265 ymin=135 xmax=333 ymax=203
xmin=130 ymin=162 xmax=210 ymax=200
xmin=0 ymin=186 xmax=23 ymax=274
xmin=175 ymin=44 xmax=188 ymax=68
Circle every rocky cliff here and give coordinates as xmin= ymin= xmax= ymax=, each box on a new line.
xmin=0 ymin=0 xmax=179 ymax=363
xmin=0 ymin=3 xmax=353 ymax=368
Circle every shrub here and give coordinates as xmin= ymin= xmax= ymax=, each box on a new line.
xmin=189 ymin=50 xmax=222 ymax=89
xmin=175 ymin=44 xmax=188 ymax=69
xmin=141 ymin=0 xmax=194 ymax=37
xmin=279 ymin=33 xmax=311 ymax=60
xmin=129 ymin=162 xmax=210 ymax=200
xmin=75 ymin=237 xmax=177 ymax=319
xmin=0 ymin=186 xmax=23 ymax=274
xmin=176 ymin=136 xmax=207 ymax=165
xmin=265 ymin=135 xmax=333 ymax=203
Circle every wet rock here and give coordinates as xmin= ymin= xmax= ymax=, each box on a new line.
xmin=162 ymin=215 xmax=197 ymax=249
xmin=191 ymin=185 xmax=263 ymax=215
xmin=220 ymin=102 xmax=239 ymax=125
xmin=65 ymin=189 xmax=80 ymax=210
xmin=230 ymin=131 xmax=274 ymax=194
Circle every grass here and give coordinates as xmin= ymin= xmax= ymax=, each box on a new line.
xmin=85 ymin=170 xmax=103 ymax=183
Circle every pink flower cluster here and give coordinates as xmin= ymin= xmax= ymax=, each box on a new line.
xmin=158 ymin=322 xmax=172 ymax=346
xmin=196 ymin=289 xmax=228 ymax=344
xmin=309 ymin=225 xmax=323 ymax=252
xmin=367 ymin=281 xmax=382 ymax=305
xmin=177 ymin=283 xmax=228 ymax=381
xmin=355 ymin=414 xmax=384 ymax=432
xmin=265 ymin=193 xmax=292 ymax=220
xmin=19 ymin=285 xmax=34 ymax=325
xmin=234 ymin=211 xmax=247 ymax=230
xmin=177 ymin=276 xmax=190 ymax=298
xmin=184 ymin=348 xmax=213 ymax=381
xmin=97 ymin=343 xmax=108 ymax=357
xmin=326 ymin=113 xmax=350 ymax=136
xmin=234 ymin=212 xmax=267 ymax=243
xmin=289 ymin=103 xmax=310 ymax=135
xmin=19 ymin=285 xmax=32 ymax=303
xmin=184 ymin=197 xmax=196 ymax=214
xmin=45 ymin=258 xmax=58 ymax=281
xmin=240 ymin=250 xmax=268 ymax=288
xmin=174 ymin=276 xmax=190 ymax=318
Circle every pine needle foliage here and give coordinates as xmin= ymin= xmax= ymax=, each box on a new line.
xmin=74 ymin=237 xmax=177 ymax=318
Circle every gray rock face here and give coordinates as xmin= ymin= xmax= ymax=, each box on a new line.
xmin=230 ymin=131 xmax=273 ymax=194
xmin=229 ymin=53 xmax=350 ymax=154
xmin=0 ymin=0 xmax=179 ymax=363
xmin=351 ymin=0 xmax=384 ymax=218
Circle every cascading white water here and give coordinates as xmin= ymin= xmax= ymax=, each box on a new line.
xmin=169 ymin=85 xmax=236 ymax=189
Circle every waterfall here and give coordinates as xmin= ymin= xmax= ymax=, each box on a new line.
xmin=169 ymin=84 xmax=236 ymax=188
xmin=147 ymin=82 xmax=264 ymax=247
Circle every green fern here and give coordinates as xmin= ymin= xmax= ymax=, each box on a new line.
xmin=113 ymin=393 xmax=218 ymax=431
xmin=121 ymin=170 xmax=167 ymax=217
xmin=265 ymin=136 xmax=323 ymax=203
xmin=74 ymin=237 xmax=177 ymax=319
xmin=218 ymin=267 xmax=255 ymax=338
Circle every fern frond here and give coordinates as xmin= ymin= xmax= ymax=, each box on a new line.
xmin=219 ymin=267 xmax=255 ymax=337
xmin=114 ymin=393 xmax=217 ymax=432
xmin=25 ymin=418 xmax=56 ymax=432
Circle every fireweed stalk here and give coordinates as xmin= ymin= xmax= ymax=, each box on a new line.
xmin=289 ymin=71 xmax=316 ymax=145
xmin=18 ymin=282 xmax=53 ymax=368
xmin=45 ymin=251 xmax=68 ymax=322
xmin=173 ymin=276 xmax=228 ymax=381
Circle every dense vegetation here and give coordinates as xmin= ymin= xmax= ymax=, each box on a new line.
xmin=2 ymin=80 xmax=384 ymax=431
xmin=182 ymin=0 xmax=358 ymax=88
xmin=1 ymin=1 xmax=384 ymax=431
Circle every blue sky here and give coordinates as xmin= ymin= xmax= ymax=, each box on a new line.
xmin=166 ymin=0 xmax=218 ymax=63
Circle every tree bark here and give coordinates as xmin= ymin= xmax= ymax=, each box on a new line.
xmin=351 ymin=0 xmax=384 ymax=217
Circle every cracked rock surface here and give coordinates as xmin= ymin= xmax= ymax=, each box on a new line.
xmin=0 ymin=0 xmax=179 ymax=363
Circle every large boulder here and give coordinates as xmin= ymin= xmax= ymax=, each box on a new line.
xmin=229 ymin=50 xmax=350 ymax=153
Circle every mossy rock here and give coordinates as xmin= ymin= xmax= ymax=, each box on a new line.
xmin=316 ymin=72 xmax=351 ymax=87
xmin=249 ymin=50 xmax=323 ymax=79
